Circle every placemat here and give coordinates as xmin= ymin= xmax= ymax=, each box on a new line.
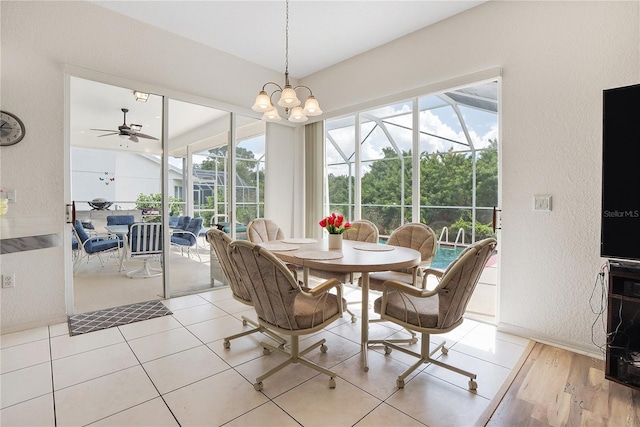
xmin=294 ymin=250 xmax=343 ymax=260
xmin=258 ymin=242 xmax=300 ymax=251
xmin=353 ymin=243 xmax=395 ymax=251
xmin=282 ymin=238 xmax=317 ymax=244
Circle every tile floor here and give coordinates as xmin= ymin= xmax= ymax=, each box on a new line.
xmin=0 ymin=285 xmax=529 ymax=426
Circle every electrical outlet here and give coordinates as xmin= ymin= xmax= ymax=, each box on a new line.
xmin=2 ymin=273 xmax=15 ymax=288
xmin=534 ymin=195 xmax=552 ymax=211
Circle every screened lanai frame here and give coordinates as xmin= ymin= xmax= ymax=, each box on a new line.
xmin=324 ymin=80 xmax=499 ymax=242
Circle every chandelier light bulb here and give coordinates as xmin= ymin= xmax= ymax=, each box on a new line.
xmin=262 ymin=105 xmax=282 ymax=122
xmin=278 ymin=86 xmax=301 ymax=107
xmin=288 ymin=106 xmax=308 ymax=123
xmin=303 ymin=96 xmax=322 ymax=116
xmin=252 ymin=91 xmax=272 ymax=112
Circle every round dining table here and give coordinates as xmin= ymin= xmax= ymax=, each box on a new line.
xmin=261 ymin=237 xmax=421 ymax=371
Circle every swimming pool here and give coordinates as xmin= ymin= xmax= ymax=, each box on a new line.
xmin=430 ymin=245 xmax=466 ymax=269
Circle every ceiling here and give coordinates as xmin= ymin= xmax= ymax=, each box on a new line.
xmin=91 ymin=0 xmax=486 ymax=79
xmin=73 ymin=1 xmax=486 ymax=154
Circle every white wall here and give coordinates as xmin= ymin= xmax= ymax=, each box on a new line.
xmin=0 ymin=1 xmax=290 ymax=332
xmin=304 ymin=1 xmax=639 ymax=355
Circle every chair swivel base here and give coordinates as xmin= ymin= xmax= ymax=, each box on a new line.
xmin=382 ymin=334 xmax=477 ymax=390
xmin=126 ymin=260 xmax=162 ymax=279
xmin=222 ymin=315 xmax=286 ymax=349
xmin=254 ymin=336 xmax=337 ymax=391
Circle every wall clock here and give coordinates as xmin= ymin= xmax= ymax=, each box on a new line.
xmin=0 ymin=110 xmax=26 ymax=146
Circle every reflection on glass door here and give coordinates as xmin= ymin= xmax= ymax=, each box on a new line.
xmin=70 ymin=76 xmax=164 ymax=313
xmin=167 ymin=99 xmax=230 ymax=296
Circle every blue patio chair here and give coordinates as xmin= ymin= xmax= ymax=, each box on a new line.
xmin=120 ymin=222 xmax=163 ymax=278
xmin=168 ymin=216 xmax=180 ymax=228
xmin=171 ymin=217 xmax=203 ymax=261
xmin=73 ymin=219 xmax=122 ymax=274
xmin=106 ymin=215 xmax=135 ymax=240
xmin=175 ymin=215 xmax=191 ymax=231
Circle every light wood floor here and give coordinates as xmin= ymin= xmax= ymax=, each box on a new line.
xmin=485 ymin=342 xmax=640 ymax=426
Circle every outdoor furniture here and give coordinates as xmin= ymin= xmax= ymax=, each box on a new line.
xmin=227 ymin=239 xmax=345 ymax=390
xmin=170 ymin=217 xmax=203 ymax=261
xmin=72 ymin=219 xmax=122 ymax=274
xmin=120 ymin=222 xmax=163 ymax=278
xmin=373 ymin=238 xmax=497 ymax=389
xmin=106 ymin=215 xmax=135 ymax=240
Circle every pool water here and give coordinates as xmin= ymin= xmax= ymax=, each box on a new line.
xmin=430 ymin=245 xmax=466 ymax=269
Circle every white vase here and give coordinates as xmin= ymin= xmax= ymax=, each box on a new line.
xmin=328 ymin=233 xmax=343 ymax=250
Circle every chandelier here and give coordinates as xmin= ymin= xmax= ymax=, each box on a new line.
xmin=251 ymin=0 xmax=322 ymax=123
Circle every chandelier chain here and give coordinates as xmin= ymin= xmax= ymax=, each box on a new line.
xmin=285 ymin=0 xmax=289 ymax=75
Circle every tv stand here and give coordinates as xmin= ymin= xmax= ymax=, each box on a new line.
xmin=606 ymin=260 xmax=640 ymax=391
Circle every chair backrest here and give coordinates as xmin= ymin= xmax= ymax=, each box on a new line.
xmin=246 ymin=218 xmax=285 ymax=243
xmin=176 ymin=216 xmax=191 ymax=230
xmin=228 ymin=240 xmax=305 ymax=331
xmin=387 ymin=223 xmax=437 ymax=270
xmin=205 ymin=228 xmax=252 ymax=305
xmin=128 ymin=223 xmax=163 ymax=257
xmin=435 ymin=238 xmax=496 ymax=329
xmin=74 ymin=219 xmax=90 ymax=244
xmin=106 ymin=215 xmax=135 ymax=226
xmin=343 ymin=219 xmax=379 ymax=243
xmin=168 ymin=216 xmax=180 ymax=228
xmin=176 ymin=217 xmax=203 ymax=245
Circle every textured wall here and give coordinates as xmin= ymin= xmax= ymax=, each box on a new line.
xmin=302 ymin=1 xmax=639 ymax=354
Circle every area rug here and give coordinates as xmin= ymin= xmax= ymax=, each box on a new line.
xmin=68 ymin=300 xmax=172 ymax=336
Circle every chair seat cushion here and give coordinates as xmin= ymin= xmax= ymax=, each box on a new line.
xmin=171 ymin=235 xmax=192 ymax=246
xmin=365 ymin=270 xmax=414 ymax=291
xmin=86 ymin=238 xmax=121 ymax=254
xmin=373 ymin=291 xmax=439 ymax=329
xmin=293 ymin=294 xmax=346 ymax=329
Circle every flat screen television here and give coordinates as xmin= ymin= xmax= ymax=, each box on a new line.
xmin=601 ymin=83 xmax=640 ymax=262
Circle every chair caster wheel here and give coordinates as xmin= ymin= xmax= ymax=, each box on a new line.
xmin=350 ymin=315 xmax=357 ymax=323
xmin=242 ymin=319 xmax=248 ymax=326
xmin=223 ymin=340 xmax=231 ymax=349
xmin=254 ymin=382 xmax=263 ymax=391
xmin=278 ymin=343 xmax=286 ymax=350
xmin=320 ymin=344 xmax=328 ymax=353
xmin=441 ymin=347 xmax=448 ymax=355
xmin=384 ymin=346 xmax=392 ymax=355
xmin=263 ymin=347 xmax=271 ymax=355
xmin=329 ymin=377 xmax=336 ymax=388
xmin=396 ymin=378 xmax=405 ymax=388
xmin=410 ymin=337 xmax=418 ymax=344
xmin=469 ymin=379 xmax=478 ymax=390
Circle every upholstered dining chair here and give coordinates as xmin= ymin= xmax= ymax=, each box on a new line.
xmin=246 ymin=218 xmax=285 ymax=243
xmin=360 ymin=222 xmax=437 ymax=344
xmin=205 ymin=228 xmax=286 ymax=349
xmin=309 ymin=219 xmax=380 ymax=323
xmin=372 ymin=237 xmax=497 ymax=389
xmin=227 ymin=239 xmax=345 ymax=390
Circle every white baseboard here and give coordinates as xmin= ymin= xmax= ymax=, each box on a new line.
xmin=1 ymin=314 xmax=68 ymax=335
xmin=497 ymin=321 xmax=605 ymax=360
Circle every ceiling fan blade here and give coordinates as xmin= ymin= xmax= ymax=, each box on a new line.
xmin=90 ymin=128 xmax=118 ymax=132
xmin=134 ymin=133 xmax=159 ymax=140
xmin=97 ymin=133 xmax=118 ymax=137
xmin=129 ymin=135 xmax=139 ymax=143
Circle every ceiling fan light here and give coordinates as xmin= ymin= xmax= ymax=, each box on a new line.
xmin=278 ymin=86 xmax=300 ymax=107
xmin=252 ymin=91 xmax=272 ymax=112
xmin=303 ymin=96 xmax=322 ymax=116
xmin=118 ymin=133 xmax=129 ymax=140
xmin=288 ymin=106 xmax=308 ymax=123
xmin=133 ymin=91 xmax=149 ymax=102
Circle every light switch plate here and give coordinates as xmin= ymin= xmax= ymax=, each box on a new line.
xmin=534 ymin=195 xmax=552 ymax=211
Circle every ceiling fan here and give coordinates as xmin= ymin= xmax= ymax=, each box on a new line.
xmin=91 ymin=108 xmax=158 ymax=142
